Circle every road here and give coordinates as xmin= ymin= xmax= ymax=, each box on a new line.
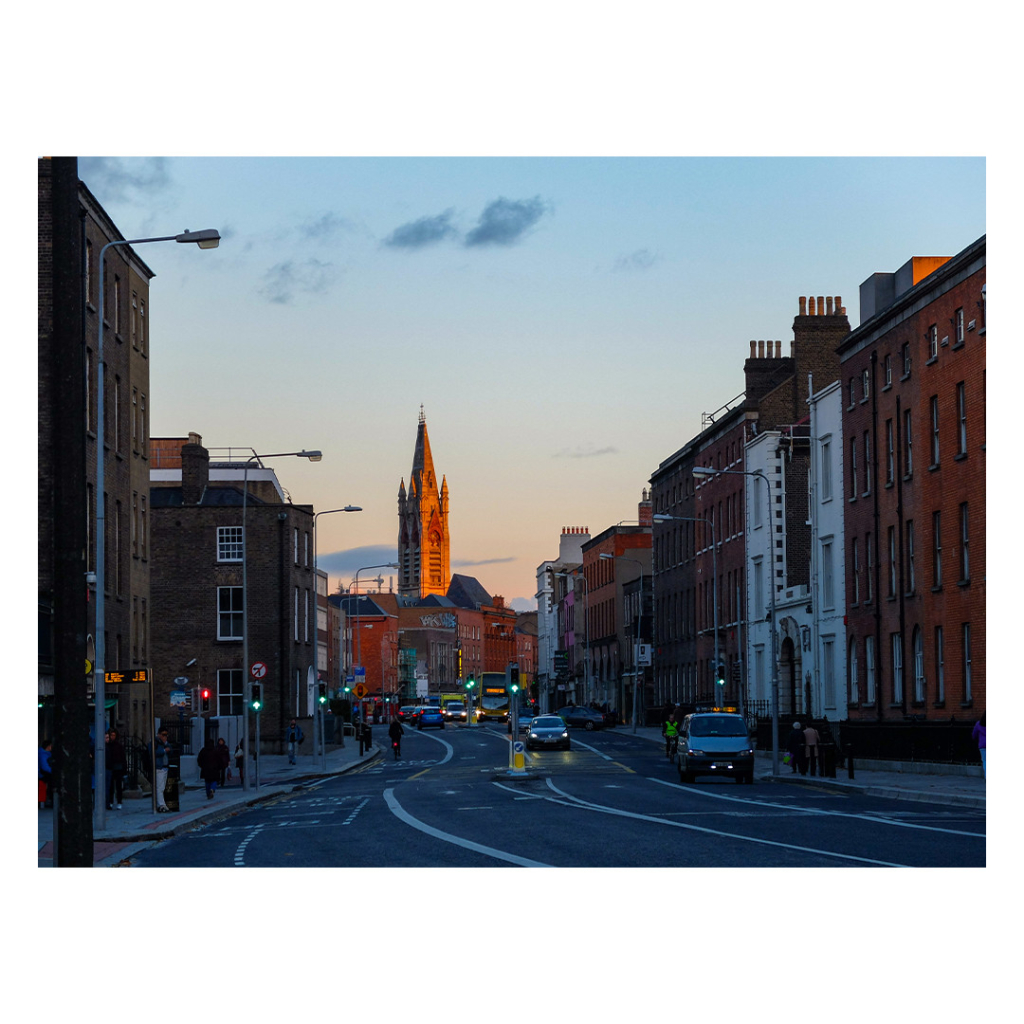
xmin=129 ymin=724 xmax=986 ymax=868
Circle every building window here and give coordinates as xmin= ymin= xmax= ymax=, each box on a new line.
xmin=139 ymin=394 xmax=147 ymax=455
xmin=139 ymin=299 xmax=146 ymax=356
xmin=820 ymin=437 xmax=832 ymax=501
xmin=901 ymin=342 xmax=911 ymax=377
xmin=888 ymin=526 xmax=897 ymax=598
xmin=851 ymin=538 xmax=860 ymax=605
xmin=865 ymin=635 xmax=876 ymax=704
xmin=217 ymin=587 xmax=244 ymax=640
xmin=294 ymin=586 xmax=300 ymax=641
xmin=885 ymin=419 xmax=894 ymax=485
xmin=928 ymin=324 xmax=938 ymax=360
xmin=131 ymin=291 xmax=139 ymax=348
xmin=959 ymin=502 xmax=970 ymax=582
xmin=821 ymin=539 xmax=834 ymax=610
xmin=905 ymin=519 xmax=915 ymax=595
xmin=141 ymin=598 xmax=147 ymax=662
xmin=115 ymin=500 xmax=123 ymax=596
xmin=304 ymin=531 xmax=310 ymax=568
xmin=849 ymin=437 xmax=858 ymax=499
xmin=930 ymin=396 xmax=940 ymax=467
xmin=113 ymin=274 xmax=121 ymax=335
xmin=294 ymin=527 xmax=299 ymax=564
xmin=913 ymin=628 xmax=925 ymax=703
xmin=956 ymin=382 xmax=967 ymax=456
xmin=132 ymin=492 xmax=138 ymax=557
xmin=883 ymin=353 xmax=892 ymax=387
xmin=848 ymin=378 xmax=856 ymax=409
xmin=140 ymin=496 xmax=147 ymax=558
xmin=932 ymin=511 xmax=942 ymax=589
xmin=113 ymin=375 xmax=122 ymax=452
xmin=848 ymin=638 xmax=859 ymax=704
xmin=865 ymin=531 xmax=873 ymax=603
xmin=753 ymin=558 xmax=764 ymax=619
xmin=954 ymin=307 xmax=965 ymax=346
xmin=962 ymin=623 xmax=972 ymax=702
xmin=862 ymin=369 xmax=870 ymax=401
xmin=304 ymin=588 xmax=310 ymax=642
xmin=822 ymin=637 xmax=836 ymax=708
xmin=862 ymin=430 xmax=872 ymax=495
xmin=891 ymin=633 xmax=903 ymax=704
xmin=85 ymin=239 xmax=93 ymax=306
xmin=217 ymin=668 xmax=244 ymax=716
xmin=217 ymin=525 xmax=244 ymax=562
xmin=935 ymin=626 xmax=945 ymax=704
xmin=903 ymin=408 xmax=913 ymax=477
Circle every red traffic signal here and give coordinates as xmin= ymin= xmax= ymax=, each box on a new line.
xmin=201 ymin=687 xmax=211 ymax=712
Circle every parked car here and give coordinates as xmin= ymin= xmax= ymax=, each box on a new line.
xmin=525 ymin=715 xmax=571 ymax=751
xmin=444 ymin=701 xmax=467 ymax=722
xmin=416 ymin=706 xmax=445 ymax=730
xmin=676 ymin=711 xmax=755 ymax=784
xmin=398 ymin=706 xmax=420 ymax=723
xmin=557 ymin=705 xmax=605 ymax=731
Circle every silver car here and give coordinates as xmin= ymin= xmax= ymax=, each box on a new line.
xmin=676 ymin=712 xmax=755 ymax=784
xmin=525 ymin=715 xmax=571 ymax=751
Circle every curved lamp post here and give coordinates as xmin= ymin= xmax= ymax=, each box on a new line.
xmin=693 ymin=465 xmax=777 ymax=777
xmin=241 ymin=449 xmax=322 ymax=791
xmin=93 ymin=228 xmax=220 ymax=829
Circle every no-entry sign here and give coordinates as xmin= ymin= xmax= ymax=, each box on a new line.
xmin=250 ymin=661 xmax=268 ymax=679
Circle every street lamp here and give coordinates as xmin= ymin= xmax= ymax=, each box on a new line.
xmin=554 ymin=570 xmax=590 ymax=706
xmin=241 ymin=448 xmax=322 ymax=792
xmin=600 ymin=553 xmax=644 ymax=734
xmin=692 ymin=465 xmax=778 ymax=777
xmin=93 ymin=227 xmax=221 ymax=830
xmin=312 ymin=505 xmax=362 ymax=770
xmin=652 ymin=513 xmax=723 ymax=713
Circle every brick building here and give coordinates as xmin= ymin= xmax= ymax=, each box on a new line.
xmin=149 ymin=434 xmax=319 ymax=753
xmin=39 ymin=158 xmax=156 ymax=750
xmin=651 ymin=298 xmax=850 ymax=717
xmin=838 ymin=237 xmax=985 ymax=721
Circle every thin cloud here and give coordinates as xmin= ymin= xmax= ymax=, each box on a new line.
xmin=299 ymin=212 xmax=352 ymax=242
xmin=552 ymin=445 xmax=619 ymax=459
xmin=383 ymin=209 xmax=458 ymax=249
xmin=318 ymin=546 xmax=399 ymax=583
xmin=464 ymin=196 xmax=549 ymax=247
xmin=613 ymin=248 xmax=661 ymax=272
xmin=452 ymin=557 xmax=517 ymax=567
xmin=78 ymin=157 xmax=171 ymax=203
xmin=258 ymin=258 xmax=337 ymax=304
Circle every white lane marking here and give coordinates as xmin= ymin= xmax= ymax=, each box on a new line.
xmin=544 ymin=779 xmax=907 ymax=867
xmin=384 ymin=788 xmax=551 ymax=867
xmin=342 ymin=797 xmax=369 ymax=825
xmin=568 ymin=737 xmax=613 ymax=760
xmin=409 ymin=729 xmax=455 ymax=765
xmin=647 ymin=777 xmax=986 ymax=838
xmin=233 ymin=823 xmax=265 ymax=867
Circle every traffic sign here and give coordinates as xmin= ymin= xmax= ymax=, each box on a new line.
xmin=354 ymin=683 xmax=368 ymax=698
xmin=250 ymin=662 xmax=267 ymax=679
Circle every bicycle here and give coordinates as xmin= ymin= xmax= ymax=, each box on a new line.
xmin=392 ymin=740 xmax=401 ymax=760
xmin=665 ymin=734 xmax=679 ymax=760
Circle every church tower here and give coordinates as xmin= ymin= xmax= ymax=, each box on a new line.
xmin=398 ymin=407 xmax=450 ymax=599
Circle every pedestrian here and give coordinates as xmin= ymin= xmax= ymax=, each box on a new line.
xmin=151 ymin=727 xmax=171 ymax=812
xmin=662 ymin=712 xmax=681 ymax=758
xmin=234 ymin=739 xmax=245 ymax=784
xmin=972 ymin=711 xmax=986 ymax=779
xmin=802 ymin=723 xmax=821 ymax=777
xmin=39 ymin=739 xmax=53 ymax=809
xmin=388 ymin=718 xmax=404 ymax=759
xmin=358 ymin=720 xmax=372 ymax=757
xmin=287 ymin=718 xmax=304 ymax=765
xmin=785 ymin=722 xmax=806 ymax=774
xmin=197 ymin=739 xmax=221 ymax=799
xmin=216 ymin=737 xmax=231 ymax=787
xmin=106 ymin=728 xmax=126 ymax=809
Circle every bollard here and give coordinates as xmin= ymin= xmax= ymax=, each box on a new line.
xmin=845 ymin=743 xmax=854 ymax=780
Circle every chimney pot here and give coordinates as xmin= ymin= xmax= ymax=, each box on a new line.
xmin=809 ymin=296 xmax=816 ymax=315
xmin=817 ymin=296 xmax=825 ymax=315
xmin=750 ymin=340 xmax=757 ymax=358
xmin=799 ymin=297 xmax=807 ymax=315
xmin=758 ymin=340 xmax=765 ymax=357
xmin=826 ymin=296 xmax=834 ymax=315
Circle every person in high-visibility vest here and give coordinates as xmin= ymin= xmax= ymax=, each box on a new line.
xmin=662 ymin=713 xmax=681 ymax=758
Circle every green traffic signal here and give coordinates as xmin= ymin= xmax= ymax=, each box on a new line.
xmin=465 ymin=676 xmax=476 ymax=690
xmin=251 ymin=682 xmax=263 ymax=712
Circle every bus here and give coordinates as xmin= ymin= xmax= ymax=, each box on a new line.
xmin=475 ymin=673 xmax=510 ymax=722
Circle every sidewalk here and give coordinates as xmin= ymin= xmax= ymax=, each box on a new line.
xmin=629 ymin=725 xmax=986 ymax=809
xmin=38 ymin=739 xmax=379 ymax=867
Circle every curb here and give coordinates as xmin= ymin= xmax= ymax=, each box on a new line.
xmin=760 ymin=770 xmax=986 ymax=809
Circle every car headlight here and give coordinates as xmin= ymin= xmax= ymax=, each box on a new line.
xmin=687 ymin=749 xmax=705 ymax=757
xmin=741 ymin=748 xmax=754 ymax=757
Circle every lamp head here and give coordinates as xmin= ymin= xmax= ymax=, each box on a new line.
xmin=692 ymin=466 xmax=714 ymax=478
xmin=301 ymin=450 xmax=323 ymax=462
xmin=175 ymin=228 xmax=221 ymax=249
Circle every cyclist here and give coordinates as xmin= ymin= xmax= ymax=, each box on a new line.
xmin=663 ymin=712 xmax=681 ymax=759
xmin=388 ymin=718 xmax=404 ymax=759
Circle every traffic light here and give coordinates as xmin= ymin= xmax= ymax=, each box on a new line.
xmin=318 ymin=682 xmax=328 ymax=705
xmin=509 ymin=665 xmax=519 ymax=694
xmin=251 ymin=682 xmax=263 ymax=712
xmin=201 ymin=687 xmax=211 ymax=713
xmin=465 ymin=675 xmax=476 ymax=691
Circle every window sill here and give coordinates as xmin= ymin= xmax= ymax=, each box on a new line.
xmin=882 ymin=383 xmax=892 ymax=393
xmin=928 ymin=464 xmax=940 ymax=473
xmin=900 ymin=372 xmax=911 ymax=383
xmin=957 ymin=578 xmax=971 ymax=589
xmin=931 ymin=585 xmax=942 ymax=594
xmin=952 ymin=340 xmax=965 ymax=351
xmin=954 ymin=452 xmax=967 ymax=462
xmin=926 ymin=356 xmax=938 ymax=366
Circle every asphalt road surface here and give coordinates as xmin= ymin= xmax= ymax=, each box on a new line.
xmin=130 ymin=724 xmax=986 ymax=868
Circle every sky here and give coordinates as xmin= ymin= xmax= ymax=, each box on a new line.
xmin=70 ymin=155 xmax=985 ymax=609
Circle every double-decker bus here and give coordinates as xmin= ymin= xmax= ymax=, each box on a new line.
xmin=475 ymin=673 xmax=510 ymax=722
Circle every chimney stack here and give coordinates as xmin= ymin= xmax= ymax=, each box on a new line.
xmin=180 ymin=433 xmax=209 ymax=506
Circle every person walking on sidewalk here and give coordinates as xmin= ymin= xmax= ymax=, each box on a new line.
xmin=802 ymin=723 xmax=821 ymax=777
xmin=973 ymin=712 xmax=986 ymax=779
xmin=388 ymin=718 xmax=404 ymax=759
xmin=151 ymin=727 xmax=171 ymax=812
xmin=216 ymin=737 xmax=231 ymax=787
xmin=287 ymin=719 xmax=304 ymax=765
xmin=234 ymin=740 xmax=245 ymax=785
xmin=359 ymin=720 xmax=372 ymax=757
xmin=106 ymin=729 xmax=126 ymax=809
xmin=786 ymin=722 xmax=806 ymax=774
xmin=197 ymin=739 xmax=220 ymax=799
